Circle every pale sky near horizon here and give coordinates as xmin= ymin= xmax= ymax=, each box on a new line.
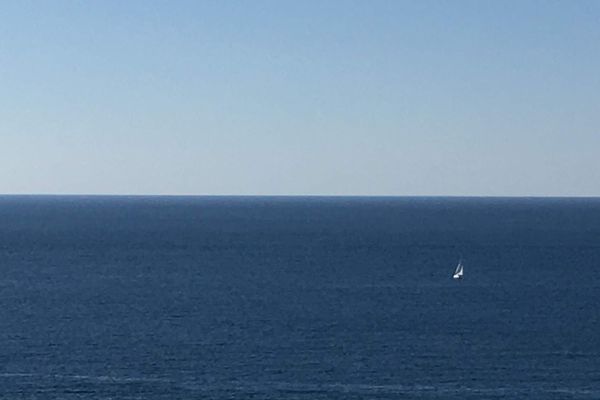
xmin=1 ymin=1 xmax=599 ymax=196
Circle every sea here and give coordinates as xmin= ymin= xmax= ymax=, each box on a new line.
xmin=0 ymin=196 xmax=599 ymax=399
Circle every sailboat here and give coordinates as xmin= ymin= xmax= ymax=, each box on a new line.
xmin=452 ymin=259 xmax=464 ymax=280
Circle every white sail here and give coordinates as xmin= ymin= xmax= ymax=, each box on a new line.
xmin=453 ymin=261 xmax=463 ymax=279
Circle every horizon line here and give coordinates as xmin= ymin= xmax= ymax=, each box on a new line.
xmin=1 ymin=193 xmax=600 ymax=199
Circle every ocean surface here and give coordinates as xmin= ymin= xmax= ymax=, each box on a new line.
xmin=0 ymin=196 xmax=599 ymax=399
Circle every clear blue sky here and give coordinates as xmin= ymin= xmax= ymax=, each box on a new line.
xmin=1 ymin=1 xmax=599 ymax=196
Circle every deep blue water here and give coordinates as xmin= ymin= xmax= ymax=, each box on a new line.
xmin=1 ymin=196 xmax=599 ymax=399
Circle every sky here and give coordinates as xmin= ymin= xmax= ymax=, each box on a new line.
xmin=1 ymin=0 xmax=599 ymax=196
